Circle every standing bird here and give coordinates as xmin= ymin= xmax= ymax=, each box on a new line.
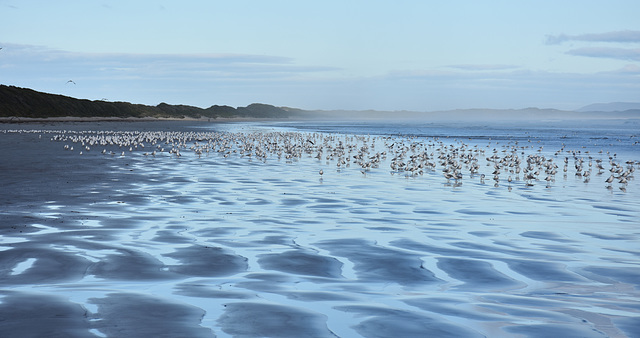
xmin=605 ymin=174 xmax=614 ymax=186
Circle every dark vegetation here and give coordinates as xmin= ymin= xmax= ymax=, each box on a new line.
xmin=0 ymin=85 xmax=300 ymax=119
xmin=2 ymin=84 xmax=639 ymax=122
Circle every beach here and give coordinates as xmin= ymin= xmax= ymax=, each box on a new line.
xmin=1 ymin=119 xmax=639 ymax=337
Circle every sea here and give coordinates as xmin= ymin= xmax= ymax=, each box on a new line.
xmin=1 ymin=119 xmax=639 ymax=337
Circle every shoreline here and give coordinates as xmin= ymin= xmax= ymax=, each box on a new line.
xmin=2 ymin=114 xmax=640 ymax=125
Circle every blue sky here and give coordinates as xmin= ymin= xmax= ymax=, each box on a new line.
xmin=1 ymin=0 xmax=639 ymax=111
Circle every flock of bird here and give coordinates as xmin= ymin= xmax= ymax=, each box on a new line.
xmin=4 ymin=127 xmax=638 ymax=191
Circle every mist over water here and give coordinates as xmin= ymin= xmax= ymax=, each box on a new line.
xmin=272 ymin=118 xmax=639 ymax=150
xmin=1 ymin=119 xmax=639 ymax=337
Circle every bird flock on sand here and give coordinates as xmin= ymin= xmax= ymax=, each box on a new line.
xmin=4 ymin=128 xmax=638 ymax=191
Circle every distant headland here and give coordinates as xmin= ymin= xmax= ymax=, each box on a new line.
xmin=1 ymin=85 xmax=639 ymax=122
xmin=0 ymin=85 xmax=301 ymax=121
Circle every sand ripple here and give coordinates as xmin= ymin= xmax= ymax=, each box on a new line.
xmin=1 ymin=121 xmax=639 ymax=337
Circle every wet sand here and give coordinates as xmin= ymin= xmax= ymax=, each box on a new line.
xmin=1 ymin=121 xmax=639 ymax=337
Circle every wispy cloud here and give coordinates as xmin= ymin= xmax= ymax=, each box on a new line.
xmin=0 ymin=43 xmax=339 ymax=81
xmin=566 ymin=47 xmax=640 ymax=61
xmin=3 ymin=43 xmax=295 ymax=68
xmin=1 ymin=43 xmax=638 ymax=111
xmin=446 ymin=64 xmax=520 ymax=71
xmin=1 ymin=3 xmax=18 ymax=10
xmin=0 ymin=42 xmax=342 ymax=108
xmin=545 ymin=30 xmax=640 ymax=45
xmin=617 ymin=64 xmax=640 ymax=74
xmin=317 ymin=64 xmax=640 ymax=111
xmin=602 ymin=64 xmax=640 ymax=75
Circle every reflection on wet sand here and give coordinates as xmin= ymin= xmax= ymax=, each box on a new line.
xmin=1 ymin=121 xmax=639 ymax=337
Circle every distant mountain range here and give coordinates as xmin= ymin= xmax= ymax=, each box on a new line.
xmin=577 ymin=102 xmax=640 ymax=113
xmin=1 ymin=85 xmax=639 ymax=121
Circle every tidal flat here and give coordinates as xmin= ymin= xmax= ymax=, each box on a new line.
xmin=1 ymin=120 xmax=639 ymax=337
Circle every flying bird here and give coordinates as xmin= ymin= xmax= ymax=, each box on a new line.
xmin=67 ymin=80 xmax=76 ymax=84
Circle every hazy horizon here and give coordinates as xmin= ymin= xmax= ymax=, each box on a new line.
xmin=1 ymin=1 xmax=639 ymax=112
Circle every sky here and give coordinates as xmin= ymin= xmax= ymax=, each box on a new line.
xmin=1 ymin=0 xmax=639 ymax=111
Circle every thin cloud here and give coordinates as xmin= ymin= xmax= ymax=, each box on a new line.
xmin=385 ymin=69 xmax=456 ymax=79
xmin=446 ymin=64 xmax=520 ymax=71
xmin=617 ymin=64 xmax=640 ymax=73
xmin=546 ymin=30 xmax=640 ymax=45
xmin=602 ymin=64 xmax=640 ymax=75
xmin=0 ymin=42 xmax=295 ymax=64
xmin=0 ymin=42 xmax=342 ymax=108
xmin=2 ymin=43 xmax=638 ymax=111
xmin=386 ymin=65 xmax=520 ymax=81
xmin=0 ymin=43 xmax=339 ymax=80
xmin=566 ymin=47 xmax=640 ymax=61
